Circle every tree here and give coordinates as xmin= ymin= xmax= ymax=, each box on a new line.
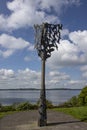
xmin=69 ymin=96 xmax=78 ymax=106
xmin=78 ymin=86 xmax=87 ymax=106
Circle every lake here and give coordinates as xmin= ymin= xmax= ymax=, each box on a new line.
xmin=0 ymin=89 xmax=81 ymax=106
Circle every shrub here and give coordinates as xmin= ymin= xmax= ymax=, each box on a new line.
xmin=1 ymin=105 xmax=15 ymax=112
xmin=16 ymin=102 xmax=31 ymax=111
xmin=58 ymin=96 xmax=79 ymax=108
xmin=0 ymin=103 xmax=2 ymax=111
xmin=16 ymin=102 xmax=38 ymax=111
xmin=78 ymin=86 xmax=87 ymax=106
xmin=68 ymin=96 xmax=78 ymax=107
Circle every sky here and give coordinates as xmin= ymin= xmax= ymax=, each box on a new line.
xmin=0 ymin=0 xmax=87 ymax=89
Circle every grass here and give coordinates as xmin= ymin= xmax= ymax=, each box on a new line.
xmin=54 ymin=106 xmax=87 ymax=121
xmin=0 ymin=111 xmax=16 ymax=119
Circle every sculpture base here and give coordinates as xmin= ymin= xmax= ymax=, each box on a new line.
xmin=38 ymin=119 xmax=47 ymax=127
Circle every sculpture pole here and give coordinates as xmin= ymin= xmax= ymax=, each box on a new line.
xmin=38 ymin=51 xmax=47 ymax=126
xmin=34 ymin=23 xmax=62 ymax=126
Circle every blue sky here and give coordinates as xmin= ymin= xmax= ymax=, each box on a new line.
xmin=0 ymin=0 xmax=87 ymax=89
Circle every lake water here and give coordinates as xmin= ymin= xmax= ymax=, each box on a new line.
xmin=0 ymin=89 xmax=81 ymax=106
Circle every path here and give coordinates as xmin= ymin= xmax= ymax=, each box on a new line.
xmin=0 ymin=110 xmax=87 ymax=130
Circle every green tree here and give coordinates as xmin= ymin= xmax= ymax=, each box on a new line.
xmin=78 ymin=86 xmax=87 ymax=106
xmin=0 ymin=103 xmax=2 ymax=111
xmin=69 ymin=96 xmax=78 ymax=106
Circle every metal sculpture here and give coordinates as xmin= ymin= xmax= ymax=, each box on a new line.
xmin=34 ymin=22 xmax=62 ymax=126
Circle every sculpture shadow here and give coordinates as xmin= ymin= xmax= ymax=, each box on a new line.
xmin=47 ymin=120 xmax=81 ymax=126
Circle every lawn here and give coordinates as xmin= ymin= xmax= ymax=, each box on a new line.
xmin=54 ymin=106 xmax=87 ymax=121
xmin=0 ymin=111 xmax=16 ymax=119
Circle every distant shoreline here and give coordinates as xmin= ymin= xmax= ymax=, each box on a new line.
xmin=0 ymin=88 xmax=82 ymax=91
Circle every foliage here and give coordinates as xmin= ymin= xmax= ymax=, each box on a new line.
xmin=0 ymin=105 xmax=16 ymax=112
xmin=16 ymin=102 xmax=38 ymax=111
xmin=69 ymin=96 xmax=78 ymax=106
xmin=0 ymin=102 xmax=38 ymax=112
xmin=58 ymin=96 xmax=79 ymax=108
xmin=0 ymin=103 xmax=2 ymax=111
xmin=78 ymin=86 xmax=87 ymax=106
xmin=58 ymin=86 xmax=87 ymax=108
xmin=54 ymin=106 xmax=87 ymax=121
xmin=0 ymin=99 xmax=54 ymax=112
xmin=0 ymin=103 xmax=2 ymax=107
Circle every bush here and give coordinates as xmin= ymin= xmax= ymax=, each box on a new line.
xmin=78 ymin=86 xmax=87 ymax=106
xmin=16 ymin=102 xmax=38 ymax=111
xmin=59 ymin=86 xmax=87 ymax=107
xmin=0 ymin=103 xmax=2 ymax=111
xmin=68 ymin=96 xmax=79 ymax=107
xmin=57 ymin=96 xmax=79 ymax=108
xmin=1 ymin=105 xmax=16 ymax=112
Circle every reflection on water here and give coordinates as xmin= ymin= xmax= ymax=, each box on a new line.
xmin=0 ymin=89 xmax=81 ymax=105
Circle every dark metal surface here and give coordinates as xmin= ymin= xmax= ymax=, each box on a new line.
xmin=34 ymin=22 xmax=62 ymax=126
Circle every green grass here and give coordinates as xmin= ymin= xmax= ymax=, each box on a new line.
xmin=0 ymin=111 xmax=16 ymax=119
xmin=54 ymin=106 xmax=87 ymax=121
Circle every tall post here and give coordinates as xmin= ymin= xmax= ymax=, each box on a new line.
xmin=38 ymin=51 xmax=47 ymax=126
xmin=34 ymin=23 xmax=62 ymax=127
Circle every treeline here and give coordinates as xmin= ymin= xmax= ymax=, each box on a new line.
xmin=58 ymin=86 xmax=87 ymax=108
xmin=0 ymin=100 xmax=54 ymax=112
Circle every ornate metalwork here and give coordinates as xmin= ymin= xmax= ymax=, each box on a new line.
xmin=34 ymin=23 xmax=62 ymax=60
xmin=34 ymin=22 xmax=62 ymax=127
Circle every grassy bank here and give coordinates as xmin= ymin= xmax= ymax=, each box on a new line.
xmin=0 ymin=111 xmax=16 ymax=119
xmin=54 ymin=106 xmax=87 ymax=121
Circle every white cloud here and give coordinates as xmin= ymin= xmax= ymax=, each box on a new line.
xmin=0 ymin=69 xmax=15 ymax=80
xmin=0 ymin=15 xmax=7 ymax=31
xmin=28 ymin=45 xmax=34 ymax=51
xmin=46 ymin=30 xmax=87 ymax=89
xmin=0 ymin=67 xmax=86 ymax=89
xmin=1 ymin=50 xmax=14 ymax=58
xmin=80 ymin=65 xmax=87 ymax=71
xmin=0 ymin=68 xmax=41 ymax=89
xmin=47 ymin=30 xmax=87 ymax=69
xmin=0 ymin=68 xmax=70 ymax=89
xmin=24 ymin=56 xmax=31 ymax=62
xmin=0 ymin=0 xmax=85 ymax=90
xmin=0 ymin=34 xmax=32 ymax=58
xmin=61 ymin=29 xmax=69 ymax=38
xmin=17 ymin=68 xmax=41 ymax=87
xmin=0 ymin=0 xmax=80 ymax=31
xmin=67 ymin=80 xmax=87 ymax=89
xmin=82 ymin=72 xmax=87 ymax=78
xmin=39 ymin=0 xmax=80 ymax=13
xmin=80 ymin=65 xmax=87 ymax=78
xmin=69 ymin=30 xmax=87 ymax=52
xmin=47 ymin=71 xmax=70 ymax=88
xmin=49 ymin=71 xmax=70 ymax=80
